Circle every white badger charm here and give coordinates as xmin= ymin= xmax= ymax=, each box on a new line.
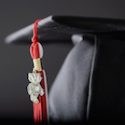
xmin=27 ymin=72 xmax=44 ymax=103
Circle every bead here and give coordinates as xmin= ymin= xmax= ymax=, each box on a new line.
xmin=30 ymin=42 xmax=43 ymax=59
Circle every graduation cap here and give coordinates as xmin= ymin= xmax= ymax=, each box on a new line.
xmin=5 ymin=16 xmax=125 ymax=123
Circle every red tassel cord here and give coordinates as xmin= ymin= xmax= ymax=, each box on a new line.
xmin=28 ymin=20 xmax=48 ymax=124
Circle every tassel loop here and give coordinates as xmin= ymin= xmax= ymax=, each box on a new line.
xmin=32 ymin=19 xmax=40 ymax=43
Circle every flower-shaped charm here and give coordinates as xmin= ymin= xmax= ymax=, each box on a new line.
xmin=27 ymin=72 xmax=44 ymax=103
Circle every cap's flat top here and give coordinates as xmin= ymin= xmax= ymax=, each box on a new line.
xmin=5 ymin=16 xmax=125 ymax=44
xmin=53 ymin=16 xmax=125 ymax=32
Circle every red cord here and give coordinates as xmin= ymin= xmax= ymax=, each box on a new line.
xmin=30 ymin=20 xmax=48 ymax=124
xmin=32 ymin=19 xmax=40 ymax=43
xmin=30 ymin=20 xmax=40 ymax=59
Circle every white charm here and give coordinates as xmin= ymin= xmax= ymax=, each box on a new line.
xmin=27 ymin=72 xmax=44 ymax=103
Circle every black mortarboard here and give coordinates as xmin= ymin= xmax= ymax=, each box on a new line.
xmin=5 ymin=16 xmax=125 ymax=123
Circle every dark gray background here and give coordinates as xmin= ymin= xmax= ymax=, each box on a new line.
xmin=0 ymin=0 xmax=125 ymax=119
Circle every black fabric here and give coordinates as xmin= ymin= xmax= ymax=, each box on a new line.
xmin=49 ymin=33 xmax=125 ymax=123
xmin=88 ymin=34 xmax=125 ymax=123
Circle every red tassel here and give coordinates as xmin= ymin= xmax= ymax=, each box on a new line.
xmin=30 ymin=19 xmax=48 ymax=124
